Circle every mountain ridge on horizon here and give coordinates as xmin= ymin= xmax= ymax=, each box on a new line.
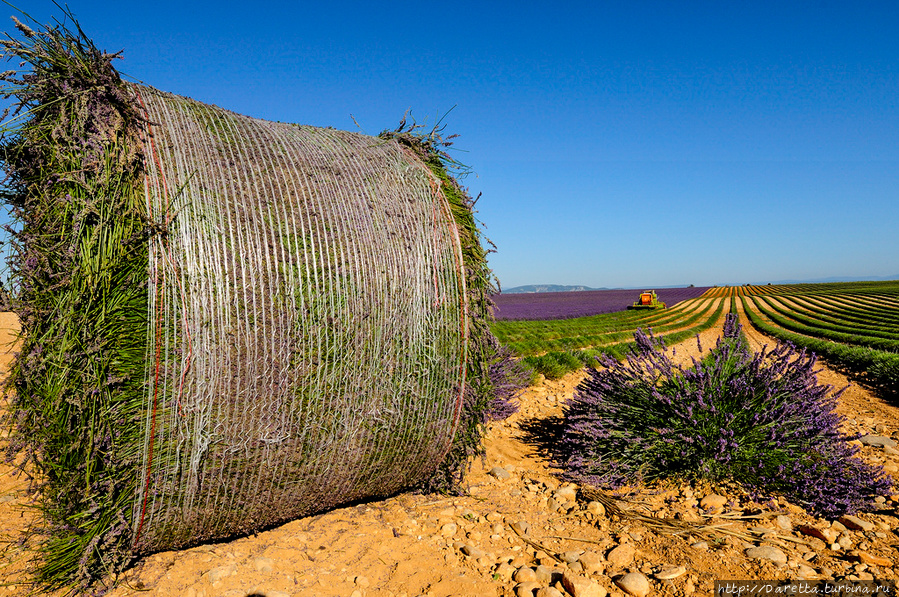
xmin=501 ymin=275 xmax=899 ymax=294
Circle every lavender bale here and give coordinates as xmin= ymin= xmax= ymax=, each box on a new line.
xmin=0 ymin=15 xmax=512 ymax=593
xmin=130 ymin=87 xmax=469 ymax=550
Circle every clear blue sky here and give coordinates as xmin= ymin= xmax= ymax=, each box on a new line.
xmin=6 ymin=1 xmax=899 ymax=289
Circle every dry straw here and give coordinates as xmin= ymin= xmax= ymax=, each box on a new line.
xmin=0 ymin=10 xmax=521 ymax=594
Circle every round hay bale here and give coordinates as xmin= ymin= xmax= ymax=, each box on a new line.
xmin=0 ymin=14 xmax=524 ymax=593
xmin=130 ymin=85 xmax=469 ymax=551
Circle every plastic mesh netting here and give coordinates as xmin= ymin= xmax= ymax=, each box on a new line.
xmin=130 ymin=86 xmax=468 ymax=551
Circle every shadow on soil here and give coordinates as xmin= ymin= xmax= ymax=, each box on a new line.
xmin=516 ymin=414 xmax=566 ymax=468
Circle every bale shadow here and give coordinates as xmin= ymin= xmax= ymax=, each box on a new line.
xmin=516 ymin=413 xmax=567 ymax=465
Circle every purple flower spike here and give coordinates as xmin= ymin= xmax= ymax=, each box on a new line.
xmin=553 ymin=313 xmax=893 ymax=518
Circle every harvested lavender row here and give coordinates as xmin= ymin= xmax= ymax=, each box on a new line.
xmin=0 ymin=16 xmax=523 ymax=594
xmin=491 ymin=286 xmax=711 ymax=320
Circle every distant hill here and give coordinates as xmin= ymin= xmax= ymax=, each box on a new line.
xmin=501 ymin=284 xmax=605 ymax=294
xmin=761 ymin=275 xmax=899 ymax=285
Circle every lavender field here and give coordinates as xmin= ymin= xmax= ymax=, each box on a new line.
xmin=491 ymin=287 xmax=711 ymax=320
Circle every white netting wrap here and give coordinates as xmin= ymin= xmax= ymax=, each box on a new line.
xmin=131 ymin=86 xmax=468 ymax=551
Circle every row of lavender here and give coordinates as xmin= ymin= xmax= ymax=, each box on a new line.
xmin=491 ymin=286 xmax=711 ymax=320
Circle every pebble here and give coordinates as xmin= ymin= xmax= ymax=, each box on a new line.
xmin=586 ymin=501 xmax=606 ymax=516
xmin=839 ymin=515 xmax=874 ymax=532
xmin=775 ymin=515 xmax=792 ymax=531
xmin=796 ymin=564 xmax=818 ymax=580
xmin=852 ymin=550 xmax=892 ymax=567
xmin=561 ymin=550 xmax=585 ymax=564
xmin=535 ymin=565 xmax=554 ymax=583
xmin=578 ymin=550 xmax=606 ymax=574
xmin=536 ymin=588 xmax=565 ymax=597
xmin=490 ymin=466 xmax=512 ymax=480
xmin=204 ymin=564 xmax=237 ymax=582
xmin=562 ymin=571 xmax=607 ymax=597
xmin=859 ymin=435 xmax=897 ymax=448
xmin=690 ymin=541 xmax=709 ymax=551
xmin=441 ymin=523 xmax=458 ymax=537
xmin=495 ymin=562 xmax=516 ymax=580
xmin=511 ymin=520 xmax=531 ymax=536
xmin=516 ymin=581 xmax=542 ymax=597
xmin=745 ymin=545 xmax=787 ymax=565
xmin=252 ymin=557 xmax=274 ymax=574
xmin=461 ymin=544 xmax=486 ymax=559
xmin=554 ymin=485 xmax=578 ymax=503
xmin=606 ymin=544 xmax=636 ymax=567
xmin=796 ymin=525 xmax=832 ymax=543
xmin=655 ymin=565 xmax=686 ymax=580
xmin=615 ymin=571 xmax=651 ymax=597
xmin=699 ymin=494 xmax=727 ymax=512
xmin=514 ymin=566 xmax=538 ymax=583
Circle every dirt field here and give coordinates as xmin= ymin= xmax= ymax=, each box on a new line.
xmin=1 ymin=307 xmax=897 ymax=596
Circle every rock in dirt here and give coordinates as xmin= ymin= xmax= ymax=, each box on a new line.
xmin=461 ymin=544 xmax=486 ymax=559
xmin=511 ymin=520 xmax=531 ymax=536
xmin=561 ymin=550 xmax=584 ymax=564
xmin=536 ymin=587 xmax=566 ymax=597
xmin=516 ymin=581 xmax=542 ymax=597
xmin=700 ymin=494 xmax=727 ymax=512
xmin=850 ymin=550 xmax=892 ymax=566
xmin=775 ymin=515 xmax=792 ymax=531
xmin=204 ymin=564 xmax=237 ymax=582
xmin=606 ymin=544 xmax=636 ymax=567
xmin=796 ymin=524 xmax=832 ymax=543
xmin=514 ymin=566 xmax=538 ymax=582
xmin=586 ymin=501 xmax=606 ymax=516
xmin=495 ymin=562 xmax=516 ymax=580
xmin=252 ymin=557 xmax=274 ymax=574
xmin=554 ymin=485 xmax=578 ymax=503
xmin=655 ymin=564 xmax=686 ymax=580
xmin=489 ymin=466 xmax=512 ymax=480
xmin=562 ymin=570 xmax=607 ymax=597
xmin=615 ymin=571 xmax=651 ymax=597
xmin=745 ymin=545 xmax=787 ymax=565
xmin=839 ymin=515 xmax=874 ymax=532
xmin=578 ymin=550 xmax=605 ymax=574
xmin=859 ymin=435 xmax=897 ymax=448
xmin=535 ymin=565 xmax=555 ymax=583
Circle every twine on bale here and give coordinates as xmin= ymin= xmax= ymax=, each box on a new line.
xmin=0 ymin=11 xmax=526 ymax=595
xmin=127 ymin=87 xmax=469 ymax=552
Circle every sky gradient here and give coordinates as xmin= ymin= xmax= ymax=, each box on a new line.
xmin=6 ymin=1 xmax=899 ymax=289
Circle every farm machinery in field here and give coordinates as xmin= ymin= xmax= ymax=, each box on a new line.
xmin=627 ymin=290 xmax=667 ymax=310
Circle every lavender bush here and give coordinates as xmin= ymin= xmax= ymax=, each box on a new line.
xmin=556 ymin=314 xmax=892 ymax=518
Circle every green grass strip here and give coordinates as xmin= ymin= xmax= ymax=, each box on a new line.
xmin=751 ymin=296 xmax=899 ymax=353
xmin=742 ymin=297 xmax=899 ymax=393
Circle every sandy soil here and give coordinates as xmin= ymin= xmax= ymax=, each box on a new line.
xmin=1 ymin=305 xmax=898 ymax=596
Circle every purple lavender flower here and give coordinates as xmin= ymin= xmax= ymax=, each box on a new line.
xmin=553 ymin=314 xmax=893 ymax=517
xmin=491 ymin=287 xmax=711 ymax=320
